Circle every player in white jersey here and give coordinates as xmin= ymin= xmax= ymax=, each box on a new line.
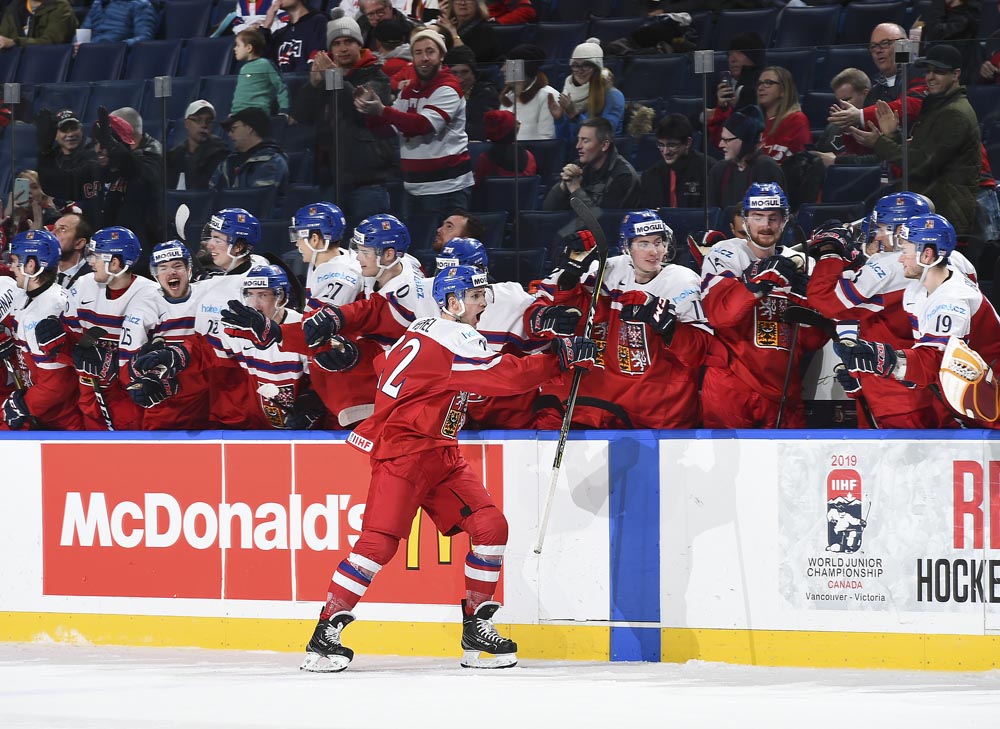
xmin=1 ymin=230 xmax=81 ymax=430
xmin=218 ymin=264 xmax=319 ymax=429
xmin=533 ymin=210 xmax=715 ymax=428
xmin=291 ymin=203 xmax=363 ymax=311
xmin=118 ymin=240 xmax=216 ymax=430
xmin=62 ymin=227 xmax=160 ymax=430
xmin=835 ymin=214 xmax=1000 ymax=419
xmin=0 ymin=267 xmax=25 ymax=410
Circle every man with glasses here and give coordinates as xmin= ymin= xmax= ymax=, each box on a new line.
xmin=357 ymin=0 xmax=414 ymax=52
xmin=166 ymin=100 xmax=229 ymax=191
xmin=700 ymin=183 xmax=825 ymax=428
xmin=640 ymin=112 xmax=706 ymax=209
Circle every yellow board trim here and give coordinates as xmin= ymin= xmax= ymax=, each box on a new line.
xmin=0 ymin=612 xmax=610 ymax=661
xmin=662 ymin=628 xmax=1000 ymax=671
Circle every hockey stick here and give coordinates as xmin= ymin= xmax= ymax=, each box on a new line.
xmin=533 ymin=198 xmax=609 ymax=555
xmin=79 ymin=326 xmax=115 ymax=431
xmin=782 ymin=305 xmax=879 ymax=429
xmin=174 ymin=203 xmax=190 ymax=242
xmin=775 ymin=301 xmax=800 ymax=429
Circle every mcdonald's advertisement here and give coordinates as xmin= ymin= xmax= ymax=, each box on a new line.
xmin=39 ymin=441 xmax=506 ymax=605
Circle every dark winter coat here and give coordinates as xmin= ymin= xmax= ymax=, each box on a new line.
xmin=210 ymin=139 xmax=290 ymax=215
xmin=95 ymin=133 xmax=164 ymax=261
xmin=639 ymin=149 xmax=707 ymax=209
xmin=167 ymin=135 xmax=230 ymax=190
xmin=543 ymin=144 xmax=640 ymax=212
xmin=707 ymin=151 xmax=785 ymax=210
xmin=872 ymin=85 xmax=981 ymax=237
xmin=264 ymin=9 xmax=328 ymax=74
xmin=291 ymin=52 xmax=397 ymax=190
xmin=0 ymin=0 xmax=77 ymax=46
xmin=358 ymin=8 xmax=415 ymax=51
xmin=465 ymin=79 xmax=500 ymax=142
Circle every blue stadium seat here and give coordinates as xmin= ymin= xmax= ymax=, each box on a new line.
xmin=633 ymin=134 xmax=660 ymax=173
xmin=764 ymin=49 xmax=816 ymax=99
xmin=981 ymin=1 xmax=1000 ymax=38
xmin=817 ymin=47 xmax=875 ymax=91
xmin=522 ymin=138 xmax=569 ymax=189
xmin=196 ymin=75 xmax=239 ymax=121
xmin=711 ymin=9 xmax=778 ymax=49
xmin=141 ymin=76 xmax=200 ymax=123
xmin=0 ymin=46 xmax=19 ymax=84
xmin=534 ymin=22 xmax=588 ymax=61
xmin=283 ymin=184 xmax=322 ymax=218
xmin=68 ymin=42 xmax=127 ymax=83
xmin=492 ymin=24 xmax=535 ymax=54
xmin=802 ymin=91 xmax=836 ymax=132
xmin=11 ymin=123 xmax=38 ymax=174
xmin=772 ymin=6 xmax=840 ymax=48
xmin=838 ymin=2 xmax=907 ymax=46
xmin=255 ymin=220 xmax=294 ymax=257
xmin=967 ymin=85 xmax=1000 ymax=128
xmin=286 ymin=149 xmax=314 ymax=185
xmin=167 ymin=190 xmax=217 ymax=239
xmin=215 ymin=187 xmax=277 ymax=219
xmin=474 ymin=175 xmax=541 ymax=213
xmin=822 ymin=165 xmax=881 ymax=204
xmin=125 ymin=41 xmax=181 ymax=81
xmin=547 ymin=0 xmax=610 ymax=21
xmin=488 ymin=247 xmax=548 ymax=287
xmin=795 ymin=202 xmax=866 ymax=236
xmin=211 ymin=0 xmax=238 ymax=29
xmin=475 ymin=210 xmax=508 ymax=250
xmin=659 ymin=208 xmax=719 ymax=247
xmin=620 ymin=55 xmax=688 ymax=101
xmin=404 ymin=212 xmax=439 ymax=253
xmin=690 ymin=11 xmax=714 ymax=51
xmin=163 ymin=0 xmax=212 ymax=40
xmin=179 ymin=37 xmax=234 ymax=77
xmin=32 ymin=82 xmax=90 ymax=117
xmin=83 ymin=80 xmax=145 ymax=125
xmin=518 ymin=209 xmax=574 ymax=251
xmin=665 ymin=96 xmax=704 ymax=120
xmin=16 ymin=44 xmax=72 ymax=84
xmin=587 ymin=16 xmax=645 ymax=46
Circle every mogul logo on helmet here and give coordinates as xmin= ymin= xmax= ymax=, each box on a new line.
xmin=631 ymin=220 xmax=666 ymax=236
xmin=210 ymin=215 xmax=224 ymax=230
xmin=152 ymin=247 xmax=186 ymax=265
xmin=243 ymin=277 xmax=270 ymax=288
xmin=747 ymin=196 xmax=783 ymax=209
xmin=471 ymin=272 xmax=488 ymax=287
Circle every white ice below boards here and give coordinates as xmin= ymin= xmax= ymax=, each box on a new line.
xmin=2 ymin=643 xmax=1000 ymax=728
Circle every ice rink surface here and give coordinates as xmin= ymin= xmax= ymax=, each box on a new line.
xmin=2 ymin=643 xmax=1000 ymax=728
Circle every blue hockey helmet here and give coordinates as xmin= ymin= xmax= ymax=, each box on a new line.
xmin=9 ymin=229 xmax=60 ymax=272
xmin=871 ymin=191 xmax=932 ymax=228
xmin=289 ymin=202 xmax=346 ymax=251
xmin=898 ymin=213 xmax=956 ymax=261
xmin=432 ymin=265 xmax=489 ymax=309
xmin=351 ymin=214 xmax=411 ymax=256
xmin=619 ymin=209 xmax=675 ymax=262
xmin=243 ymin=264 xmax=290 ymax=304
xmin=89 ymin=226 xmax=142 ymax=269
xmin=208 ymin=207 xmax=261 ymax=249
xmin=436 ymin=237 xmax=489 ymax=273
xmin=742 ymin=182 xmax=790 ymax=218
xmin=150 ymin=239 xmax=192 ymax=269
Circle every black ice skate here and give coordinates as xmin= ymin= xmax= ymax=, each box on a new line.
xmin=300 ymin=611 xmax=356 ymax=673
xmin=460 ymin=599 xmax=518 ymax=669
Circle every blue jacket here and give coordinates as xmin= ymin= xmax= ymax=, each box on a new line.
xmin=82 ymin=0 xmax=159 ymax=46
xmin=554 ymin=87 xmax=626 ymax=143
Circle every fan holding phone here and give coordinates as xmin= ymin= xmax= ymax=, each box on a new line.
xmin=2 ymin=170 xmax=61 ymax=241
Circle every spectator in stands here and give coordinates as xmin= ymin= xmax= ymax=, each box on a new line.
xmin=37 ymin=109 xmax=101 ymax=225
xmin=167 ymin=101 xmax=229 ymax=191
xmin=293 ymin=10 xmax=395 ymax=227
xmin=52 ymin=211 xmax=92 ymax=288
xmin=110 ymin=106 xmax=161 ymax=160
xmin=354 ymin=28 xmax=474 ymax=218
xmin=357 ymin=0 xmax=414 ymax=52
xmin=549 ymin=39 xmax=626 ymax=141
xmin=847 ymin=44 xmax=981 ymax=241
xmin=91 ymin=110 xmax=163 ymax=264
xmin=814 ymin=68 xmax=873 ymax=167
xmin=499 ymin=44 xmax=558 ymax=141
xmin=756 ymin=66 xmax=810 ymax=165
xmin=917 ymin=0 xmax=982 ymax=85
xmin=639 ymin=113 xmax=706 ymax=210
xmin=432 ymin=208 xmax=487 ymax=252
xmin=77 ymin=0 xmax=156 ymax=47
xmin=706 ymin=106 xmax=784 ymax=210
xmin=372 ymin=16 xmax=411 ymax=78
xmin=259 ymin=0 xmax=328 ymax=73
xmin=444 ymin=45 xmax=498 ymax=142
xmin=232 ymin=28 xmax=290 ymax=116
xmin=0 ymin=0 xmax=76 ymax=49
xmin=211 ymin=107 xmax=290 ymax=213
xmin=485 ymin=0 xmax=535 ymax=24
xmin=2 ymin=170 xmax=60 ymax=241
xmin=543 ymin=116 xmax=640 ymax=213
xmin=437 ymin=0 xmax=502 ymax=64
xmin=707 ymin=32 xmax=764 ymax=148
xmin=473 ymin=109 xmax=536 ymax=184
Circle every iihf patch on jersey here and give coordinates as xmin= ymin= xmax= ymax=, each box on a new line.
xmin=826 ymin=468 xmax=867 ymax=553
xmin=753 ymin=295 xmax=791 ymax=350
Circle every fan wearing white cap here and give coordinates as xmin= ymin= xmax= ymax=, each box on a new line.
xmin=166 ymin=100 xmax=229 ymax=191
xmin=547 ymin=37 xmax=625 ymax=142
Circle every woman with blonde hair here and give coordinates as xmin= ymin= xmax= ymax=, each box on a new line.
xmin=755 ymin=65 xmax=810 ymax=164
xmin=436 ymin=0 xmax=501 ymax=63
xmin=548 ymin=38 xmax=625 ymax=142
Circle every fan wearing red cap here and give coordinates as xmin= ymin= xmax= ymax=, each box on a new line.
xmin=472 ymin=110 xmax=537 ymax=184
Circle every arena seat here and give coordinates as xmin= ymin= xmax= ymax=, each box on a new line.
xmin=772 ymin=5 xmax=840 ymax=49
xmin=710 ymin=9 xmax=778 ymax=49
xmin=16 ymin=44 xmax=72 ymax=85
xmin=492 ymin=24 xmax=535 ymax=54
xmin=838 ymin=2 xmax=907 ymax=46
xmin=517 ymin=209 xmax=574 ymax=252
xmin=587 ymin=16 xmax=645 ymax=46
xmin=196 ymin=75 xmax=240 ymax=121
xmin=533 ymin=21 xmax=588 ymax=61
xmin=84 ymin=80 xmax=145 ymax=124
xmin=140 ymin=76 xmax=199 ymax=123
xmin=163 ymin=0 xmax=213 ymax=40
xmin=0 ymin=46 xmax=19 ymax=84
xmin=620 ymin=55 xmax=688 ymax=100
xmin=659 ymin=208 xmax=720 ymax=248
xmin=475 ymin=210 xmax=508 ymax=250
xmin=822 ymin=165 xmax=881 ymax=204
xmin=802 ymin=91 xmax=836 ymax=133
xmin=764 ymin=48 xmax=816 ymax=99
xmin=817 ymin=47 xmax=876 ymax=92
xmin=795 ymin=202 xmax=866 ymax=236
xmin=178 ymin=37 xmax=235 ymax=78
xmin=32 ymin=82 xmax=90 ymax=117
xmin=215 ymin=187 xmax=278 ymax=219
xmin=125 ymin=41 xmax=181 ymax=81
xmin=68 ymin=42 xmax=127 ymax=83
xmin=487 ymin=247 xmax=548 ymax=287
xmin=474 ymin=175 xmax=541 ymax=213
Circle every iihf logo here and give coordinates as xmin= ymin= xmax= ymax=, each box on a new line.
xmin=826 ymin=467 xmax=867 ymax=553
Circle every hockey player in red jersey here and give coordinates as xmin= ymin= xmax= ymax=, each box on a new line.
xmin=300 ymin=265 xmax=597 ymax=673
xmin=1 ymin=230 xmax=82 ymax=430
xmin=700 ymin=183 xmax=827 ymax=428
xmin=835 ymin=214 xmax=1000 ymax=422
xmin=532 ymin=210 xmax=714 ymax=428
